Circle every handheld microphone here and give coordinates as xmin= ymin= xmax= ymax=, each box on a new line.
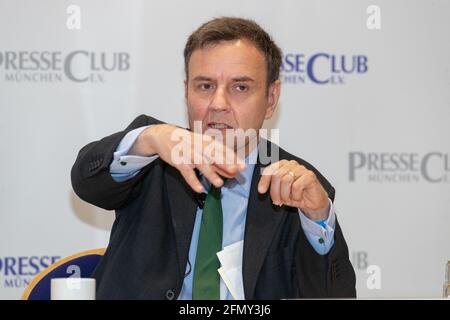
xmin=193 ymin=168 xmax=207 ymax=209
xmin=194 ymin=192 xmax=207 ymax=209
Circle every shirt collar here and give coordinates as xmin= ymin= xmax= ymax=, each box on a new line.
xmin=227 ymin=144 xmax=258 ymax=197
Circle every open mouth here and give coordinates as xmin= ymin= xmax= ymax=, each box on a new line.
xmin=207 ymin=122 xmax=233 ymax=130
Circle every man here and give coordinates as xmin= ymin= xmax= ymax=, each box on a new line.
xmin=71 ymin=17 xmax=356 ymax=300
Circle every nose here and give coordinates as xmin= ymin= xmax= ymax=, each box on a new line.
xmin=209 ymin=86 xmax=230 ymax=112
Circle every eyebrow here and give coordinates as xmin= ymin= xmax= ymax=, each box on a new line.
xmin=192 ymin=76 xmax=255 ymax=82
xmin=231 ymin=76 xmax=255 ymax=82
xmin=192 ymin=76 xmax=213 ymax=82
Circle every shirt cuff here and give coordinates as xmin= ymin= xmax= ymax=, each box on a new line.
xmin=298 ymin=198 xmax=336 ymax=255
xmin=110 ymin=125 xmax=159 ymax=182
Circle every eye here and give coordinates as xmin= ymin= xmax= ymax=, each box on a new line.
xmin=234 ymin=84 xmax=248 ymax=92
xmin=198 ymin=83 xmax=214 ymax=91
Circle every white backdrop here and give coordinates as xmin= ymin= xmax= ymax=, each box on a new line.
xmin=0 ymin=0 xmax=449 ymax=299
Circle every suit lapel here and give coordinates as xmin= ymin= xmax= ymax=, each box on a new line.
xmin=243 ymin=141 xmax=286 ymax=299
xmin=164 ymin=165 xmax=199 ymax=281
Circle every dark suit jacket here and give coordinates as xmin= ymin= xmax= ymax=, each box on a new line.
xmin=71 ymin=114 xmax=356 ymax=300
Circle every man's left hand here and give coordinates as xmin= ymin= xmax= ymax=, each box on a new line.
xmin=257 ymin=160 xmax=330 ymax=221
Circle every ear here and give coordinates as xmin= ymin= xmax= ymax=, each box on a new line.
xmin=184 ymin=79 xmax=188 ymax=99
xmin=264 ymin=80 xmax=281 ymax=120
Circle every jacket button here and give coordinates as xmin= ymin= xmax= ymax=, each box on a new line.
xmin=165 ymin=289 xmax=175 ymax=300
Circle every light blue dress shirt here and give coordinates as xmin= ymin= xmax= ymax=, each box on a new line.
xmin=110 ymin=126 xmax=336 ymax=300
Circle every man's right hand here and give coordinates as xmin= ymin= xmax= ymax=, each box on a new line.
xmin=128 ymin=124 xmax=245 ymax=193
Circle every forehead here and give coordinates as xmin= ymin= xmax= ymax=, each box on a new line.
xmin=188 ymin=39 xmax=266 ymax=80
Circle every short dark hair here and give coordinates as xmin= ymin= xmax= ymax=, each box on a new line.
xmin=184 ymin=17 xmax=282 ymax=86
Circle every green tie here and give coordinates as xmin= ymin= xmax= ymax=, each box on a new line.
xmin=192 ymin=185 xmax=223 ymax=300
